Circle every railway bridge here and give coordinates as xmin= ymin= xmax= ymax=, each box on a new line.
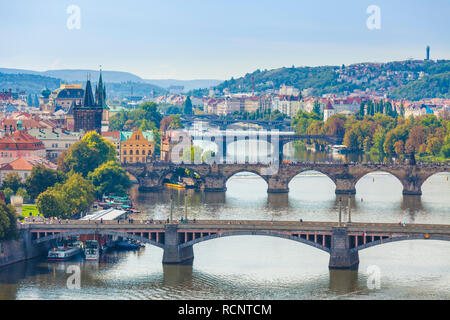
xmin=22 ymin=220 xmax=450 ymax=270
xmin=124 ymin=162 xmax=449 ymax=196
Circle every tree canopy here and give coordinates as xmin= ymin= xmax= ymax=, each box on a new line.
xmin=60 ymin=131 xmax=116 ymax=177
xmin=88 ymin=161 xmax=131 ymax=198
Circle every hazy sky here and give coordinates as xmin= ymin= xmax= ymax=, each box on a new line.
xmin=0 ymin=0 xmax=449 ymax=80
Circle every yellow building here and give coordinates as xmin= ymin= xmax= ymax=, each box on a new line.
xmin=120 ymin=131 xmax=155 ymax=164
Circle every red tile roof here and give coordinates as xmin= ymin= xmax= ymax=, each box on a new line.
xmin=0 ymin=130 xmax=45 ymax=151
xmin=0 ymin=156 xmax=57 ymax=171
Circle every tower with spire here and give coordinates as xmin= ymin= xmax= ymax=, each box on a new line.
xmin=73 ymin=69 xmax=107 ymax=135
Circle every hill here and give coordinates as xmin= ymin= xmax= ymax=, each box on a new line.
xmin=0 ymin=72 xmax=166 ymax=97
xmin=389 ymin=72 xmax=450 ymax=100
xmin=0 ymin=72 xmax=62 ymax=94
xmin=199 ymin=60 xmax=450 ymax=100
xmin=144 ymin=79 xmax=222 ymax=92
xmin=0 ymin=68 xmax=221 ymax=91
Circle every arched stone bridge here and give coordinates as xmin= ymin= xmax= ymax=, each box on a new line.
xmin=124 ymin=162 xmax=450 ymax=196
xmin=22 ymin=220 xmax=450 ymax=270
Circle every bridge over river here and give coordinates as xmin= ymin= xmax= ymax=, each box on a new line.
xmin=124 ymin=162 xmax=449 ymax=196
xmin=22 ymin=220 xmax=450 ymax=270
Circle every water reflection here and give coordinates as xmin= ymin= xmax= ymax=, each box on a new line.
xmin=163 ymin=265 xmax=193 ymax=287
xmin=329 ymin=270 xmax=359 ymax=295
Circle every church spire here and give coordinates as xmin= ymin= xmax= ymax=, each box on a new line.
xmin=95 ymin=68 xmax=106 ymax=107
xmin=83 ymin=75 xmax=95 ymax=107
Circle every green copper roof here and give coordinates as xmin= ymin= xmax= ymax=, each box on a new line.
xmin=119 ymin=131 xmax=154 ymax=142
xmin=120 ymin=131 xmax=132 ymax=141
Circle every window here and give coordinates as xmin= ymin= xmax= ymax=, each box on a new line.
xmin=123 ymin=150 xmax=127 ymax=155
xmin=130 ymin=150 xmax=133 ymax=155
xmin=136 ymin=150 xmax=139 ymax=155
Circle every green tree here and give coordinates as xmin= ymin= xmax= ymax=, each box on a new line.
xmin=88 ymin=161 xmax=131 ymax=198
xmin=312 ymin=100 xmax=321 ymax=116
xmin=37 ymin=174 xmax=95 ymax=219
xmin=359 ymin=101 xmax=366 ymax=116
xmin=2 ymin=188 xmax=14 ymax=202
xmin=36 ymin=191 xmax=67 ymax=219
xmin=183 ymin=96 xmax=193 ymax=115
xmin=2 ymin=172 xmax=23 ymax=194
xmin=62 ymin=131 xmax=116 ymax=177
xmin=61 ymin=174 xmax=95 ymax=217
xmin=24 ymin=165 xmax=66 ymax=199
xmin=0 ymin=202 xmax=18 ymax=240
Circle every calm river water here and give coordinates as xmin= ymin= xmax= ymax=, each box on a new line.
xmin=0 ymin=142 xmax=449 ymax=300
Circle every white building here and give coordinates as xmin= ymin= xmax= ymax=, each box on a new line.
xmin=323 ymin=101 xmax=336 ymax=122
xmin=27 ymin=128 xmax=81 ymax=161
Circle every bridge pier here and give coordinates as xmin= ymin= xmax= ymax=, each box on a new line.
xmin=329 ymin=227 xmax=359 ymax=270
xmin=402 ymin=184 xmax=422 ymax=196
xmin=203 ymin=176 xmax=227 ymax=192
xmin=267 ymin=177 xmax=289 ymax=194
xmin=334 ymin=179 xmax=356 ymax=195
xmin=162 ymin=225 xmax=194 ymax=265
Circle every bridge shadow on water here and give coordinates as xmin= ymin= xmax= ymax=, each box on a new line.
xmin=328 ymin=270 xmax=359 ymax=295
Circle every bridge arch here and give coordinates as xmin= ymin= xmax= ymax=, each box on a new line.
xmin=354 ymin=170 xmax=405 ymax=196
xmin=32 ymin=230 xmax=165 ymax=249
xmin=287 ymin=170 xmax=337 ymax=194
xmin=356 ymin=234 xmax=450 ymax=251
xmin=179 ymin=231 xmax=330 ymax=253
xmin=420 ymin=171 xmax=450 ymax=195
xmin=158 ymin=167 xmax=206 ymax=189
xmin=224 ymin=170 xmax=269 ymax=192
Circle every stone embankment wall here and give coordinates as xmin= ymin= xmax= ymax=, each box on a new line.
xmin=0 ymin=231 xmax=51 ymax=269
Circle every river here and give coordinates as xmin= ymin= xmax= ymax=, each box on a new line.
xmin=0 ymin=136 xmax=449 ymax=300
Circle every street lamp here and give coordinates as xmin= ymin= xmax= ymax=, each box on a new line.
xmin=184 ymin=192 xmax=188 ymax=221
xmin=338 ymin=197 xmax=342 ymax=227
xmin=170 ymin=193 xmax=174 ymax=224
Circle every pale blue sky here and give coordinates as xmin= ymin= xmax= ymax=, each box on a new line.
xmin=0 ymin=0 xmax=449 ymax=79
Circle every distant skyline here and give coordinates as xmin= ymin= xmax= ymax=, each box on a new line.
xmin=0 ymin=0 xmax=449 ymax=80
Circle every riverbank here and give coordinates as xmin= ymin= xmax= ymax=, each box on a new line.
xmin=0 ymin=230 xmax=51 ymax=269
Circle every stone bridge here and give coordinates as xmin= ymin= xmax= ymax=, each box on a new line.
xmin=180 ymin=115 xmax=293 ymax=130
xmin=190 ymin=131 xmax=343 ymax=162
xmin=21 ymin=220 xmax=450 ymax=270
xmin=124 ymin=162 xmax=450 ymax=196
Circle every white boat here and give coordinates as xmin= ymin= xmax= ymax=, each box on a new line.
xmin=84 ymin=240 xmax=100 ymax=260
xmin=48 ymin=241 xmax=82 ymax=261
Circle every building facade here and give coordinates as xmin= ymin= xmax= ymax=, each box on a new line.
xmin=120 ymin=131 xmax=155 ymax=164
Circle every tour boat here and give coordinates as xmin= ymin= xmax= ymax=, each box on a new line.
xmin=48 ymin=241 xmax=83 ymax=261
xmin=84 ymin=240 xmax=100 ymax=260
xmin=165 ymin=182 xmax=186 ymax=189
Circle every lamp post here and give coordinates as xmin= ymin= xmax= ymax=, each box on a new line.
xmin=170 ymin=194 xmax=174 ymax=224
xmin=338 ymin=197 xmax=342 ymax=227
xmin=184 ymin=192 xmax=188 ymax=221
xmin=347 ymin=196 xmax=352 ymax=224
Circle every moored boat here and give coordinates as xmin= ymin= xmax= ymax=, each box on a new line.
xmin=84 ymin=240 xmax=100 ymax=260
xmin=115 ymin=239 xmax=144 ymax=250
xmin=48 ymin=240 xmax=82 ymax=261
xmin=164 ymin=182 xmax=186 ymax=189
